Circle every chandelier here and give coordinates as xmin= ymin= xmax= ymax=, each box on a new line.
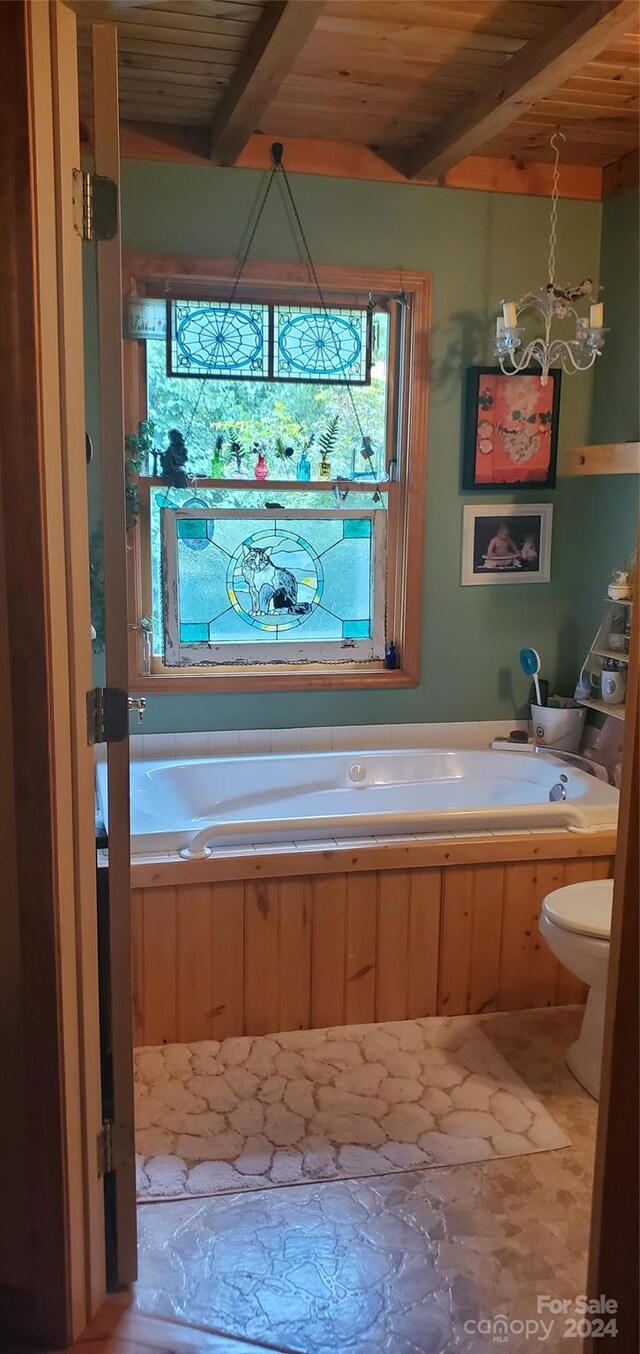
xmin=494 ymin=133 xmax=606 ymax=386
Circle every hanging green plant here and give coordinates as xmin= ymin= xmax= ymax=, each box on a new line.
xmin=125 ymin=418 xmax=155 ymax=530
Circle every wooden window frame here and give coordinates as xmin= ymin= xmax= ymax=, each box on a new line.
xmin=124 ymin=254 xmax=431 ymax=693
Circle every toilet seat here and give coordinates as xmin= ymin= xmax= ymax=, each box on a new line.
xmin=541 ymin=879 xmax=613 ymax=940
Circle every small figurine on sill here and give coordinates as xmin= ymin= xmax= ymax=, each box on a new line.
xmin=160 ymin=428 xmax=189 ymax=487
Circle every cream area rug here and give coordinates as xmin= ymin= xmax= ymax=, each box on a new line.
xmin=135 ymin=1016 xmax=570 ymax=1201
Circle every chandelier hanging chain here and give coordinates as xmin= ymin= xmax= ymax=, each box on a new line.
xmin=546 ymin=131 xmax=565 ymax=289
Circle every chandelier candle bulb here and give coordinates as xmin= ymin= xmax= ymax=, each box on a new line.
xmin=503 ymin=301 xmax=518 ymax=329
xmin=589 ymin=302 xmax=604 ymax=329
xmin=496 ymin=316 xmax=505 ymax=337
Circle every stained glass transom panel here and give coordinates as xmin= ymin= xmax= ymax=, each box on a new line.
xmin=166 ymin=300 xmax=371 ymax=385
xmin=168 ymin=299 xmax=270 ymax=379
xmin=273 ymin=305 xmax=371 ymax=384
xmin=162 ymin=508 xmax=384 ymax=665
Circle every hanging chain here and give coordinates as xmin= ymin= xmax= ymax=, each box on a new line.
xmin=184 ymin=166 xmax=279 ymax=444
xmin=547 ymin=131 xmax=565 ymax=288
xmin=276 ymin=157 xmax=367 ymax=444
xmin=183 ymin=144 xmax=376 ymax=470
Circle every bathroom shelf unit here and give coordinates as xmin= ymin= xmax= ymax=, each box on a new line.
xmin=592 ymin=648 xmax=630 ymax=664
xmin=576 ymin=596 xmax=632 ymax=722
xmin=578 ymin=697 xmax=626 ymax=722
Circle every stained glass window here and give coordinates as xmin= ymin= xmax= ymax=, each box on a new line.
xmin=148 ymin=486 xmax=386 ymax=657
xmin=168 ymin=299 xmax=270 ymax=379
xmin=166 ymin=300 xmax=372 ymax=385
xmin=161 ymin=508 xmax=385 ymax=666
xmin=273 ymin=305 xmax=371 ymax=384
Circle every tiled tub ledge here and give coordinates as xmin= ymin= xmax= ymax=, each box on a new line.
xmin=128 ymin=824 xmax=616 ymax=884
xmin=117 ymin=718 xmax=529 ymax=763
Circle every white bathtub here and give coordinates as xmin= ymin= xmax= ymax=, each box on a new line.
xmin=95 ymin=746 xmax=618 ymax=858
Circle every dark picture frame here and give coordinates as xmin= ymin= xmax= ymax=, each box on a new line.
xmin=462 ymin=366 xmax=561 ymax=490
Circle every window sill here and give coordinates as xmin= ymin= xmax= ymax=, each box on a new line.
xmin=130 ymin=664 xmax=417 ymax=695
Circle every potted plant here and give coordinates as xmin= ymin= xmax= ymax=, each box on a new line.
xmin=318 ymin=414 xmax=339 ymax=481
xmin=228 ymin=431 xmax=248 ymax=478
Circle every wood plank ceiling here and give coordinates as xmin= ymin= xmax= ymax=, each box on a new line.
xmin=72 ymin=0 xmax=640 ymax=185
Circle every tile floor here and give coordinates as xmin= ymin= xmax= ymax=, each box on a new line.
xmin=134 ymin=1008 xmax=597 ymax=1353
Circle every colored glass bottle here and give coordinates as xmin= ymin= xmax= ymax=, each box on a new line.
xmin=254 ymin=452 xmax=269 ymax=480
xmin=296 ymin=450 xmax=311 ymax=481
xmin=210 ymin=449 xmax=225 ymax=479
xmin=318 ymin=455 xmax=332 ymax=481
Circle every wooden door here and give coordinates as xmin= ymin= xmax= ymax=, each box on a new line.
xmin=90 ymin=21 xmax=137 ymax=1287
xmin=587 ymin=564 xmax=639 ymax=1348
xmin=0 ymin=0 xmax=107 ymax=1341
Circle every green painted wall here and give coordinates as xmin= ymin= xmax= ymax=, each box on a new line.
xmin=87 ymin=162 xmax=614 ymax=732
xmin=571 ymin=186 xmax=640 ymax=662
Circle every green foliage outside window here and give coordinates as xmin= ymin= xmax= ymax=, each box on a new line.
xmin=145 ymin=311 xmax=389 ymax=481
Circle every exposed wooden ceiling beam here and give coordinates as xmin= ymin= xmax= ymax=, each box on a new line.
xmin=210 ymin=0 xmax=324 ymax=165
xmin=81 ymin=119 xmax=605 ymax=200
xmin=379 ymin=0 xmax=639 ymax=182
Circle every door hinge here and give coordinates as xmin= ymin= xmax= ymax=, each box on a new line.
xmin=87 ymin=687 xmax=128 ymax=745
xmin=73 ymin=168 xmax=117 ymax=241
xmin=97 ymin=1120 xmax=134 ymax=1177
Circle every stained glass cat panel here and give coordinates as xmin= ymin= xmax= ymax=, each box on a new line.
xmin=162 ymin=509 xmax=385 ymax=665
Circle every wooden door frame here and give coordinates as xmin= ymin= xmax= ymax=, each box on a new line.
xmin=587 ymin=559 xmax=639 ymax=1348
xmin=0 ymin=0 xmax=104 ymax=1344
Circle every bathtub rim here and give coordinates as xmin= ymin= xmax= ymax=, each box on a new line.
xmin=124 ymin=823 xmax=618 ymax=891
xmin=96 ymin=744 xmax=618 ymax=859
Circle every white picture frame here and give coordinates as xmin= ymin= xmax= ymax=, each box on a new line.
xmin=461 ymin=503 xmax=553 ymax=585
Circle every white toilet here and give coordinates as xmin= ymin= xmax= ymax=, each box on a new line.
xmin=539 ymin=879 xmax=613 ymax=1100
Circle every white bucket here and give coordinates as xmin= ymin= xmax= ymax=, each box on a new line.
xmin=530 ymin=703 xmax=586 ymax=753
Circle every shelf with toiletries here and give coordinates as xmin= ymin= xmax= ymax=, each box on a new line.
xmin=577 ymin=697 xmax=626 ymax=722
xmin=575 ymin=570 xmax=634 ymax=719
xmin=591 ymin=648 xmax=630 ymax=665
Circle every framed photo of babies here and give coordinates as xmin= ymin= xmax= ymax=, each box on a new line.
xmin=462 ymin=367 xmax=561 ymax=489
xmin=461 ymin=504 xmax=553 ymax=586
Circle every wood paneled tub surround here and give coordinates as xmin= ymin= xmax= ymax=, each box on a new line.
xmin=130 ymin=832 xmax=615 ymax=1048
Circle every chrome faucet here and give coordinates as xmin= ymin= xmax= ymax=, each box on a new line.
xmin=128 ymin=696 xmax=146 ymax=725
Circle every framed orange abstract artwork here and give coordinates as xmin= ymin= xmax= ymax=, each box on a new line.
xmin=462 ymin=367 xmax=561 ymax=489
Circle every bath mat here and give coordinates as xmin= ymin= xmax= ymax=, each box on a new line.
xmin=135 ymin=1015 xmax=570 ymax=1201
